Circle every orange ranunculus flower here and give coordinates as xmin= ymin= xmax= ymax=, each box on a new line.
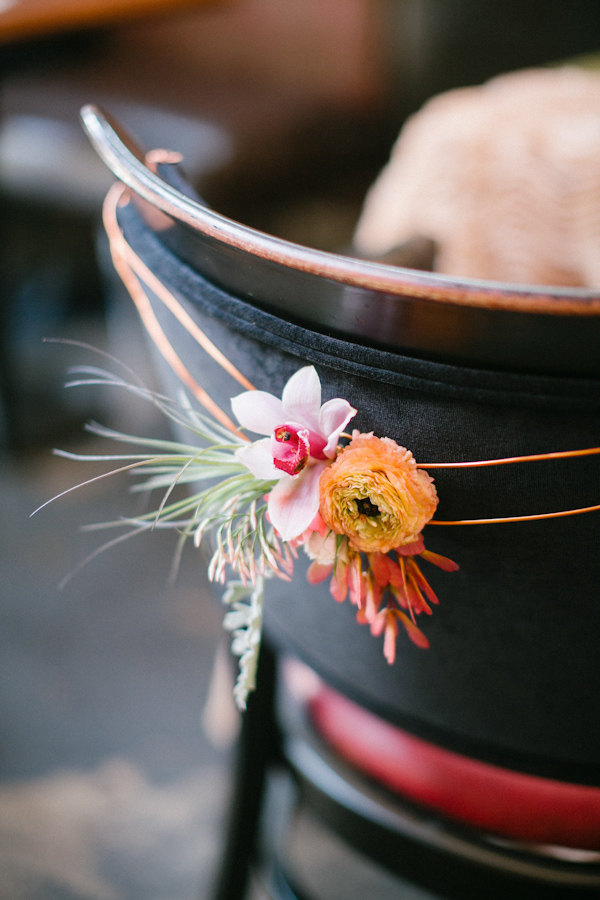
xmin=318 ymin=432 xmax=438 ymax=554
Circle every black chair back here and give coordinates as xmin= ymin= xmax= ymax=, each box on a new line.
xmin=83 ymin=104 xmax=600 ymax=790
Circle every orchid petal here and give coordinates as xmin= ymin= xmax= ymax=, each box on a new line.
xmin=309 ymin=511 xmax=328 ymax=537
xmin=268 ymin=462 xmax=323 ymax=541
xmin=319 ymin=398 xmax=357 ymax=457
xmin=281 ymin=366 xmax=322 ymax=433
xmin=236 ymin=439 xmax=281 ymax=480
xmin=231 ymin=390 xmax=285 ymax=435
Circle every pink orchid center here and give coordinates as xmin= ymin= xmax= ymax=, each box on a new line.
xmin=272 ymin=425 xmax=311 ymax=475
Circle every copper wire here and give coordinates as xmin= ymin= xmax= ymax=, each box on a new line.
xmin=104 ymin=180 xmax=600 ymax=524
xmin=103 ymin=183 xmax=246 ymax=436
xmin=431 ymin=503 xmax=600 ymax=525
xmin=423 ymin=446 xmax=600 ymax=523
xmin=420 ymin=446 xmax=600 ymax=468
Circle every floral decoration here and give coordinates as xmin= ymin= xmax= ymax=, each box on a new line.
xmin=231 ymin=365 xmax=356 ymax=541
xmin=43 ymin=361 xmax=457 ymax=710
xmin=318 ymin=432 xmax=438 ymax=553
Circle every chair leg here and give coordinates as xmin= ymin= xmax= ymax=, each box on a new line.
xmin=212 ymin=641 xmax=280 ymax=900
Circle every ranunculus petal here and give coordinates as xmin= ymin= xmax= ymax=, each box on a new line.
xmin=281 ymin=366 xmax=322 ymax=434
xmin=309 ymin=511 xmax=328 ymax=537
xmin=268 ymin=462 xmax=324 ymax=541
xmin=319 ymin=398 xmax=357 ymax=457
xmin=318 ymin=433 xmax=438 ymax=553
xmin=231 ymin=390 xmax=285 ymax=435
xmin=236 ymin=439 xmax=281 ymax=480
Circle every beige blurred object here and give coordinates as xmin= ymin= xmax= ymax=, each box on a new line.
xmin=354 ymin=66 xmax=600 ymax=287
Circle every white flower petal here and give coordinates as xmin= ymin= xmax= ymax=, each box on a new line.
xmin=235 ymin=439 xmax=281 ymax=480
xmin=268 ymin=462 xmax=324 ymax=541
xmin=319 ymin=398 xmax=357 ymax=457
xmin=231 ymin=390 xmax=285 ymax=435
xmin=281 ymin=366 xmax=322 ymax=433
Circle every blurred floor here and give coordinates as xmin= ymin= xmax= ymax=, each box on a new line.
xmin=0 ymin=317 xmax=233 ymax=899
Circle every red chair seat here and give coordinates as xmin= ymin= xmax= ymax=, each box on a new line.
xmin=306 ymin=681 xmax=600 ymax=852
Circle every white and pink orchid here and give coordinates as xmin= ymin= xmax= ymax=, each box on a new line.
xmin=231 ymin=366 xmax=356 ymax=541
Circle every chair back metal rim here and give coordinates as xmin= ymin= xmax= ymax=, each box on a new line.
xmin=81 ymin=104 xmax=600 ymax=377
xmin=80 ymin=104 xmax=600 ymax=314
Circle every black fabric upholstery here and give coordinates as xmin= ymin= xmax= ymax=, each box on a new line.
xmin=118 ymin=198 xmax=600 ymax=784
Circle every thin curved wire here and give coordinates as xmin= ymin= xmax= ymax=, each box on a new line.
xmin=421 ymin=445 xmax=600 ymax=468
xmin=104 ymin=179 xmax=600 ymax=527
xmin=103 ymin=182 xmax=250 ymax=436
xmin=431 ymin=503 xmax=600 ymax=526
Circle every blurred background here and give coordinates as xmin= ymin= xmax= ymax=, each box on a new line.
xmin=1 ymin=1 xmax=600 ymax=898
